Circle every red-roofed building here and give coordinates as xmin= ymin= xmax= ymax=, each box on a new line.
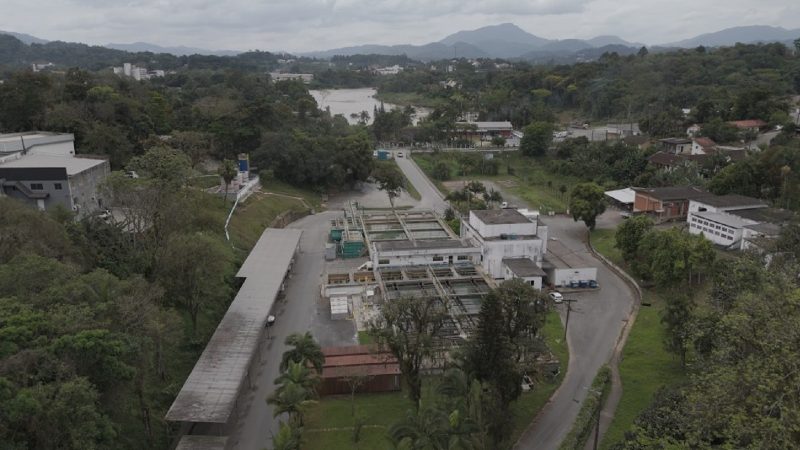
xmin=728 ymin=119 xmax=768 ymax=132
xmin=317 ymin=345 xmax=401 ymax=396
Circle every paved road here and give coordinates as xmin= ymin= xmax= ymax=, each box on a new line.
xmin=474 ymin=181 xmax=635 ymax=449
xmin=228 ymin=211 xmax=339 ymax=450
xmin=394 ymin=151 xmax=449 ymax=213
xmin=513 ymin=213 xmax=635 ymax=449
xmin=398 ymin=169 xmax=636 ymax=448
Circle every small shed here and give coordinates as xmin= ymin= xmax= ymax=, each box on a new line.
xmin=318 ymin=345 xmax=401 ymax=396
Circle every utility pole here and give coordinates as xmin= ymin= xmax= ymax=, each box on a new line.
xmin=563 ymin=298 xmax=578 ymax=340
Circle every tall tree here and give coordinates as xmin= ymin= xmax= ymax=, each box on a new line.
xmin=519 ymin=121 xmax=553 ymax=157
xmin=218 ymin=159 xmax=238 ymax=201
xmin=371 ymin=163 xmax=405 ymax=211
xmin=569 ymin=182 xmax=606 ymax=230
xmin=156 ymin=232 xmax=233 ymax=333
xmin=615 ymin=215 xmax=654 ymax=261
xmin=369 ymin=296 xmax=447 ymax=406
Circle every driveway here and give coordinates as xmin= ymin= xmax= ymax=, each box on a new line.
xmin=227 ymin=211 xmax=342 ymax=450
xmin=394 ymin=151 xmax=449 ymax=213
xmin=475 ymin=179 xmax=635 ymax=449
xmin=514 ymin=213 xmax=634 ymax=449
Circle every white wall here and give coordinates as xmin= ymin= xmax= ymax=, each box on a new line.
xmin=482 ymin=239 xmax=544 ymax=278
xmin=503 ymin=266 xmax=543 ymax=289
xmin=687 ymin=213 xmax=748 ymax=246
xmin=372 ymin=246 xmax=480 ymax=268
xmin=553 ymin=268 xmax=597 ymax=286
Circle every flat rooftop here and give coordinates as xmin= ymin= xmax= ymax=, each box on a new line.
xmin=165 ymin=228 xmax=302 ymax=425
xmin=503 ymin=258 xmax=546 ymax=277
xmin=472 ymin=209 xmax=531 ymax=225
xmin=0 ymin=154 xmax=105 ymax=175
xmin=732 ymin=207 xmax=795 ymax=225
xmin=633 ymin=186 xmax=707 ymax=201
xmin=0 ymin=132 xmax=74 ymax=153
xmin=693 ymin=194 xmax=767 ymax=209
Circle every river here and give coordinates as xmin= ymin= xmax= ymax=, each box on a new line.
xmin=309 ymin=87 xmax=430 ymax=125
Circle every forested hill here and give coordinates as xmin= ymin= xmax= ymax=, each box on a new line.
xmin=0 ymin=34 xmax=281 ymax=71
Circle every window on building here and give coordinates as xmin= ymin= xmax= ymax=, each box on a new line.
xmin=457 ymin=255 xmax=470 ymax=260
xmin=30 ymin=183 xmax=43 ymax=190
xmin=378 ymin=259 xmax=389 ymax=265
xmin=432 ymin=256 xmax=444 ymax=262
xmin=54 ymin=183 xmax=62 ymax=190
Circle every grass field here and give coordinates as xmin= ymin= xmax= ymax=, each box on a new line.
xmin=227 ymin=192 xmax=310 ymax=250
xmin=589 ymin=229 xmax=688 ymax=449
xmin=412 ymin=152 xmax=581 ymax=213
xmin=303 ymin=310 xmax=568 ymax=450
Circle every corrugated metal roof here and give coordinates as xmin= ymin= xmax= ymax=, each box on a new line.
xmin=165 ymin=228 xmax=302 ymax=424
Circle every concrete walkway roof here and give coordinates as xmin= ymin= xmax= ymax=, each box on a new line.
xmin=165 ymin=228 xmax=302 ymax=424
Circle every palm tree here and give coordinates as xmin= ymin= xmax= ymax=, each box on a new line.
xmin=275 ymin=360 xmax=320 ymax=393
xmin=218 ymin=159 xmax=238 ymax=201
xmin=281 ymin=332 xmax=325 ymax=373
xmin=271 ymin=421 xmax=302 ymax=450
xmin=267 ymin=381 xmax=316 ymax=426
xmin=388 ymin=404 xmax=450 ymax=450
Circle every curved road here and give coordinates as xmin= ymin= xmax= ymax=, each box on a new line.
xmin=394 ymin=163 xmax=637 ymax=450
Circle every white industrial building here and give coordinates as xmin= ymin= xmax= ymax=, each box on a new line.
xmin=461 ymin=209 xmax=549 ymax=285
xmin=686 ymin=195 xmax=792 ymax=250
xmin=372 ymin=239 xmax=481 ymax=268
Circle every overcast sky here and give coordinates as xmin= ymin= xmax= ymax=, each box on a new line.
xmin=1 ymin=0 xmax=798 ymax=52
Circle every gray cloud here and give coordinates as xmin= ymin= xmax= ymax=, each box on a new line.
xmin=1 ymin=0 xmax=798 ymax=52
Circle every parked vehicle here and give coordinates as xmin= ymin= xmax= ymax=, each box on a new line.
xmin=549 ymin=291 xmax=564 ymax=303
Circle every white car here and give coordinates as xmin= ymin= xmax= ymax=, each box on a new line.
xmin=549 ymin=291 xmax=564 ymax=303
xmin=397 ymin=152 xmax=403 ymax=158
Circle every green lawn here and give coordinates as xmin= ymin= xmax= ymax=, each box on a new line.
xmin=589 ymin=229 xmax=688 ymax=449
xmin=259 ymin=179 xmax=324 ymax=210
xmin=412 ymin=152 xmax=580 ymax=213
xmin=304 ymin=310 xmax=568 ymax=450
xmin=227 ymin=192 xmax=310 ymax=250
xmin=187 ymin=174 xmax=221 ymax=189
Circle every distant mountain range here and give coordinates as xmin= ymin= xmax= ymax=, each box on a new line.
xmin=302 ymin=23 xmax=800 ymax=62
xmin=664 ymin=25 xmax=800 ymax=48
xmin=105 ymin=42 xmax=240 ymax=57
xmin=301 ymin=23 xmax=645 ymax=61
xmin=1 ymin=23 xmax=799 ymax=62
xmin=0 ymin=30 xmax=240 ymax=56
xmin=0 ymin=30 xmax=48 ymax=45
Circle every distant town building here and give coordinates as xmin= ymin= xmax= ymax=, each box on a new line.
xmin=268 ymin=72 xmax=313 ymax=83
xmin=112 ymin=63 xmax=165 ymax=81
xmin=374 ymin=65 xmax=402 ymax=75
xmin=0 ymin=132 xmax=110 ymax=217
xmin=31 ymin=62 xmax=55 ymax=72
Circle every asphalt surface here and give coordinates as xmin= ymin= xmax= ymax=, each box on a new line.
xmin=514 ymin=213 xmax=635 ymax=450
xmin=478 ymin=181 xmax=636 ymax=449
xmin=228 ymin=152 xmax=635 ymax=450
xmin=228 ymin=211 xmax=340 ymax=450
xmin=394 ymin=151 xmax=449 ymax=213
